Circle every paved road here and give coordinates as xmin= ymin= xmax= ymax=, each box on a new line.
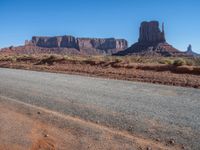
xmin=0 ymin=68 xmax=200 ymax=149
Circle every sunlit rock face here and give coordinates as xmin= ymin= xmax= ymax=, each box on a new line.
xmin=26 ymin=36 xmax=128 ymax=54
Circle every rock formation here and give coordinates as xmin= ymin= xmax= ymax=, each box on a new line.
xmin=115 ymin=21 xmax=186 ymax=56
xmin=186 ymin=44 xmax=200 ymax=56
xmin=25 ymin=36 xmax=128 ymax=55
xmin=138 ymin=21 xmax=165 ymax=44
xmin=30 ymin=36 xmax=78 ymax=49
xmin=77 ymin=38 xmax=127 ymax=50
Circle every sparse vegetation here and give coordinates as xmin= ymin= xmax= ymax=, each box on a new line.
xmin=1 ymin=54 xmax=200 ymax=67
xmin=193 ymin=57 xmax=200 ymax=66
xmin=173 ymin=58 xmax=186 ymax=66
xmin=159 ymin=59 xmax=173 ymax=65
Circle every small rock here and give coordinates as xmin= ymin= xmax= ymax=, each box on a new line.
xmin=44 ymin=134 xmax=49 ymax=137
xmin=138 ymin=146 xmax=142 ymax=150
xmin=96 ymin=120 xmax=100 ymax=124
xmin=37 ymin=111 xmax=41 ymax=114
xmin=146 ymin=146 xmax=152 ymax=150
xmin=181 ymin=145 xmax=185 ymax=149
xmin=155 ymin=138 xmax=160 ymax=142
xmin=169 ymin=139 xmax=175 ymax=145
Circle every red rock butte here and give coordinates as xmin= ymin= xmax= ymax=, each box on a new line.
xmin=115 ymin=21 xmax=187 ymax=56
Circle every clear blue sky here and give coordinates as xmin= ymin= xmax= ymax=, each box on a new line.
xmin=0 ymin=0 xmax=200 ymax=52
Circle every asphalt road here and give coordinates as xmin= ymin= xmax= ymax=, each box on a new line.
xmin=0 ymin=68 xmax=199 ymax=149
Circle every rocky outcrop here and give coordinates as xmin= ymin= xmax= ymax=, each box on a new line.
xmin=30 ymin=36 xmax=78 ymax=48
xmin=186 ymin=44 xmax=200 ymax=56
xmin=25 ymin=36 xmax=128 ymax=54
xmin=115 ymin=21 xmax=186 ymax=56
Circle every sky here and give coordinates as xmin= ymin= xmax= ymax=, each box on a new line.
xmin=0 ymin=0 xmax=200 ymax=52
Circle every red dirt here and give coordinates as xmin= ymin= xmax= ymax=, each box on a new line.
xmin=0 ymin=60 xmax=199 ymax=88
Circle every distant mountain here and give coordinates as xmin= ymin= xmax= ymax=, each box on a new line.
xmin=115 ymin=21 xmax=187 ymax=57
xmin=186 ymin=44 xmax=200 ymax=56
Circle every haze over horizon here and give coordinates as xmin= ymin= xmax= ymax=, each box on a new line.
xmin=0 ymin=0 xmax=200 ymax=53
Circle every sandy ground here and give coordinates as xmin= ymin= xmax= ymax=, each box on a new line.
xmin=0 ymin=98 xmax=180 ymax=150
xmin=0 ymin=61 xmax=199 ymax=88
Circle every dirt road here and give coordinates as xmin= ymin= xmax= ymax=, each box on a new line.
xmin=0 ymin=68 xmax=199 ymax=149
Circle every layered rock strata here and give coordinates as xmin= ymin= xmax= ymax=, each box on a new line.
xmin=25 ymin=36 xmax=128 ymax=54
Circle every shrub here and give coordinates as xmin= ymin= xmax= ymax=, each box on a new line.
xmin=16 ymin=55 xmax=36 ymax=62
xmin=193 ymin=57 xmax=200 ymax=66
xmin=159 ymin=59 xmax=173 ymax=65
xmin=173 ymin=59 xmax=186 ymax=66
xmin=36 ymin=55 xmax=57 ymax=65
xmin=185 ymin=59 xmax=194 ymax=66
xmin=0 ymin=55 xmax=17 ymax=62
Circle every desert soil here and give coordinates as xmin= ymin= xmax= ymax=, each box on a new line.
xmin=0 ymin=61 xmax=200 ymax=88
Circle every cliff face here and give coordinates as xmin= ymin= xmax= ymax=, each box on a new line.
xmin=138 ymin=21 xmax=166 ymax=44
xmin=31 ymin=36 xmax=78 ymax=48
xmin=26 ymin=36 xmax=128 ymax=54
xmin=116 ymin=21 xmax=186 ymax=56
xmin=77 ymin=38 xmax=127 ymax=50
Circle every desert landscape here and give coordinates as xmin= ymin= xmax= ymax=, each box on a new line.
xmin=1 ymin=1 xmax=200 ymax=150
xmin=0 ymin=21 xmax=200 ymax=89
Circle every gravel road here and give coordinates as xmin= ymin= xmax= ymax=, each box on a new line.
xmin=0 ymin=68 xmax=199 ymax=149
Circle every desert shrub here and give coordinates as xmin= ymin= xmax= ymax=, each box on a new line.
xmin=16 ymin=55 xmax=36 ymax=62
xmin=185 ymin=59 xmax=194 ymax=66
xmin=173 ymin=58 xmax=186 ymax=66
xmin=124 ymin=56 xmax=144 ymax=63
xmin=0 ymin=55 xmax=19 ymax=62
xmin=102 ymin=56 xmax=112 ymax=62
xmin=36 ymin=55 xmax=58 ymax=65
xmin=113 ymin=57 xmax=123 ymax=63
xmin=159 ymin=59 xmax=173 ymax=65
xmin=0 ymin=56 xmax=13 ymax=61
xmin=193 ymin=57 xmax=200 ymax=66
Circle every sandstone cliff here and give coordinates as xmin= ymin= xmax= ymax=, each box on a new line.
xmin=25 ymin=36 xmax=128 ymax=55
xmin=138 ymin=21 xmax=165 ymax=44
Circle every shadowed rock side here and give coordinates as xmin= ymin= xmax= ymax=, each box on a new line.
xmin=115 ymin=21 xmax=187 ymax=56
xmin=138 ymin=21 xmax=166 ymax=43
